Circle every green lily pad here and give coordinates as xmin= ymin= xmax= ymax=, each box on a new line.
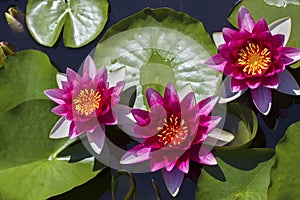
xmin=196 ymin=149 xmax=275 ymax=200
xmin=268 ymin=121 xmax=300 ymax=199
xmin=228 ymin=0 xmax=300 ymax=68
xmin=26 ymin=0 xmax=108 ymax=48
xmin=0 ymin=100 xmax=100 ymax=200
xmin=214 ymin=102 xmax=258 ymax=149
xmin=93 ymin=8 xmax=221 ymax=109
xmin=0 ymin=50 xmax=57 ymax=113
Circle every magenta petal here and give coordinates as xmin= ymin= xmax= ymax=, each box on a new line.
xmin=120 ymin=144 xmax=152 ymax=164
xmin=198 ymin=152 xmax=217 ymax=165
xmin=200 ymin=116 xmax=222 ymax=134
xmin=95 ymin=66 xmax=108 ymax=83
xmin=281 ymin=47 xmax=300 ymax=65
xmin=252 ymin=18 xmax=269 ymax=34
xmin=164 ymin=83 xmax=180 ymax=113
xmin=197 ymin=96 xmax=218 ymax=116
xmin=82 ymin=56 xmax=97 ymax=79
xmin=219 ymin=76 xmax=247 ymax=103
xmin=86 ymin=124 xmax=105 ymax=154
xmin=271 ymin=34 xmax=285 ymax=49
xmin=69 ymin=121 xmax=78 ymax=138
xmin=98 ymin=109 xmax=117 ymax=125
xmin=204 ymin=54 xmax=227 ymax=72
xmin=222 ymin=28 xmax=239 ymax=42
xmin=238 ymin=6 xmax=255 ymax=32
xmin=132 ymin=109 xmax=150 ymax=126
xmin=276 ymin=70 xmax=300 ymax=95
xmin=146 ymin=88 xmax=164 ymax=108
xmin=231 ymin=77 xmax=248 ymax=92
xmin=261 ymin=75 xmax=279 ymax=89
xmin=181 ymin=92 xmax=195 ymax=112
xmin=162 ymin=168 xmax=184 ymax=197
xmin=190 ymin=145 xmax=217 ymax=165
xmin=245 ymin=77 xmax=262 ymax=89
xmin=66 ymin=68 xmax=80 ymax=81
xmin=175 ymin=151 xmax=190 ymax=174
xmin=251 ymin=86 xmax=272 ymax=115
xmin=44 ymin=89 xmax=65 ymax=104
xmin=52 ymin=104 xmax=69 ymax=115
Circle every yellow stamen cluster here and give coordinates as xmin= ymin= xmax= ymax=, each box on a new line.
xmin=73 ymin=89 xmax=102 ymax=116
xmin=237 ymin=42 xmax=271 ymax=76
xmin=157 ymin=114 xmax=188 ymax=147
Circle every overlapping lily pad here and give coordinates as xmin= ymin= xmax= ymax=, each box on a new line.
xmin=93 ymin=8 xmax=222 ymax=109
xmin=0 ymin=100 xmax=100 ymax=200
xmin=0 ymin=50 xmax=57 ymax=113
xmin=26 ymin=0 xmax=108 ymax=47
xmin=228 ymin=0 xmax=300 ymax=68
xmin=268 ymin=121 xmax=300 ymax=199
xmin=196 ymin=149 xmax=275 ymax=200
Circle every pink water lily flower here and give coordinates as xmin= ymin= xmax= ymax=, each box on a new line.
xmin=120 ymin=83 xmax=234 ymax=197
xmin=44 ymin=56 xmax=125 ymax=154
xmin=205 ymin=6 xmax=300 ymax=115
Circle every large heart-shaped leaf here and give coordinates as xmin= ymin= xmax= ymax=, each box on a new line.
xmin=26 ymin=0 xmax=108 ymax=48
xmin=228 ymin=0 xmax=300 ymax=68
xmin=93 ymin=8 xmax=221 ymax=109
xmin=196 ymin=149 xmax=275 ymax=200
xmin=268 ymin=121 xmax=300 ymax=199
xmin=0 ymin=100 xmax=100 ymax=200
xmin=0 ymin=50 xmax=57 ymax=113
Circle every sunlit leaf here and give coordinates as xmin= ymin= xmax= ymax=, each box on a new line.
xmin=196 ymin=149 xmax=275 ymax=200
xmin=93 ymin=8 xmax=221 ymax=109
xmin=0 ymin=100 xmax=100 ymax=200
xmin=26 ymin=0 xmax=109 ymax=48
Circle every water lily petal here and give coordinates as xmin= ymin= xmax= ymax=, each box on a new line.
xmin=52 ymin=104 xmax=69 ymax=115
xmin=197 ymin=96 xmax=218 ymax=116
xmin=162 ymin=168 xmax=184 ymax=197
xmin=261 ymin=75 xmax=279 ymax=89
xmin=175 ymin=151 xmax=190 ymax=174
xmin=164 ymin=83 xmax=180 ymax=113
xmin=190 ymin=145 xmax=217 ymax=165
xmin=245 ymin=77 xmax=262 ymax=89
xmin=238 ymin=6 xmax=255 ymax=32
xmin=56 ymin=73 xmax=67 ymax=89
xmin=199 ymin=116 xmax=222 ymax=134
xmin=82 ymin=56 xmax=97 ymax=79
xmin=178 ymin=83 xmax=194 ymax=101
xmin=44 ymin=89 xmax=65 ymax=104
xmin=204 ymin=53 xmax=227 ymax=71
xmin=276 ymin=70 xmax=300 ymax=95
xmin=281 ymin=47 xmax=300 ymax=65
xmin=219 ymin=76 xmax=247 ymax=103
xmin=120 ymin=144 xmax=152 ymax=164
xmin=251 ymin=86 xmax=272 ymax=115
xmin=181 ymin=92 xmax=195 ymax=112
xmin=49 ymin=117 xmax=70 ymax=139
xmin=269 ymin=17 xmax=291 ymax=46
xmin=204 ymin=128 xmax=234 ymax=147
xmin=146 ymin=88 xmax=164 ymax=108
xmin=252 ymin=18 xmax=269 ymax=34
xmin=132 ymin=108 xmax=150 ymax=126
xmin=95 ymin=66 xmax=108 ymax=83
xmin=66 ymin=67 xmax=80 ymax=82
xmin=109 ymin=66 xmax=126 ymax=87
xmin=212 ymin=32 xmax=225 ymax=47
xmin=86 ymin=124 xmax=106 ymax=154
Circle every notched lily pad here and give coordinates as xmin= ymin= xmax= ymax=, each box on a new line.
xmin=0 ymin=100 xmax=100 ymax=200
xmin=94 ymin=8 xmax=221 ymax=109
xmin=26 ymin=0 xmax=109 ymax=48
xmin=196 ymin=149 xmax=275 ymax=200
xmin=0 ymin=50 xmax=57 ymax=113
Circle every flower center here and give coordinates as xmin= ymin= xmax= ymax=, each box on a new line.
xmin=237 ymin=42 xmax=271 ymax=76
xmin=73 ymin=89 xmax=102 ymax=116
xmin=157 ymin=114 xmax=188 ymax=147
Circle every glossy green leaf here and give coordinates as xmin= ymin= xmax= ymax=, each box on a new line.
xmin=93 ymin=8 xmax=221 ymax=109
xmin=268 ymin=121 xmax=300 ymax=199
xmin=214 ymin=102 xmax=258 ymax=149
xmin=228 ymin=0 xmax=300 ymax=68
xmin=0 ymin=100 xmax=100 ymax=200
xmin=0 ymin=50 xmax=57 ymax=113
xmin=26 ymin=0 xmax=108 ymax=48
xmin=111 ymin=171 xmax=136 ymax=200
xmin=196 ymin=149 xmax=275 ymax=200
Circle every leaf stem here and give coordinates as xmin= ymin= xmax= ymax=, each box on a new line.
xmin=50 ymin=138 xmax=77 ymax=160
